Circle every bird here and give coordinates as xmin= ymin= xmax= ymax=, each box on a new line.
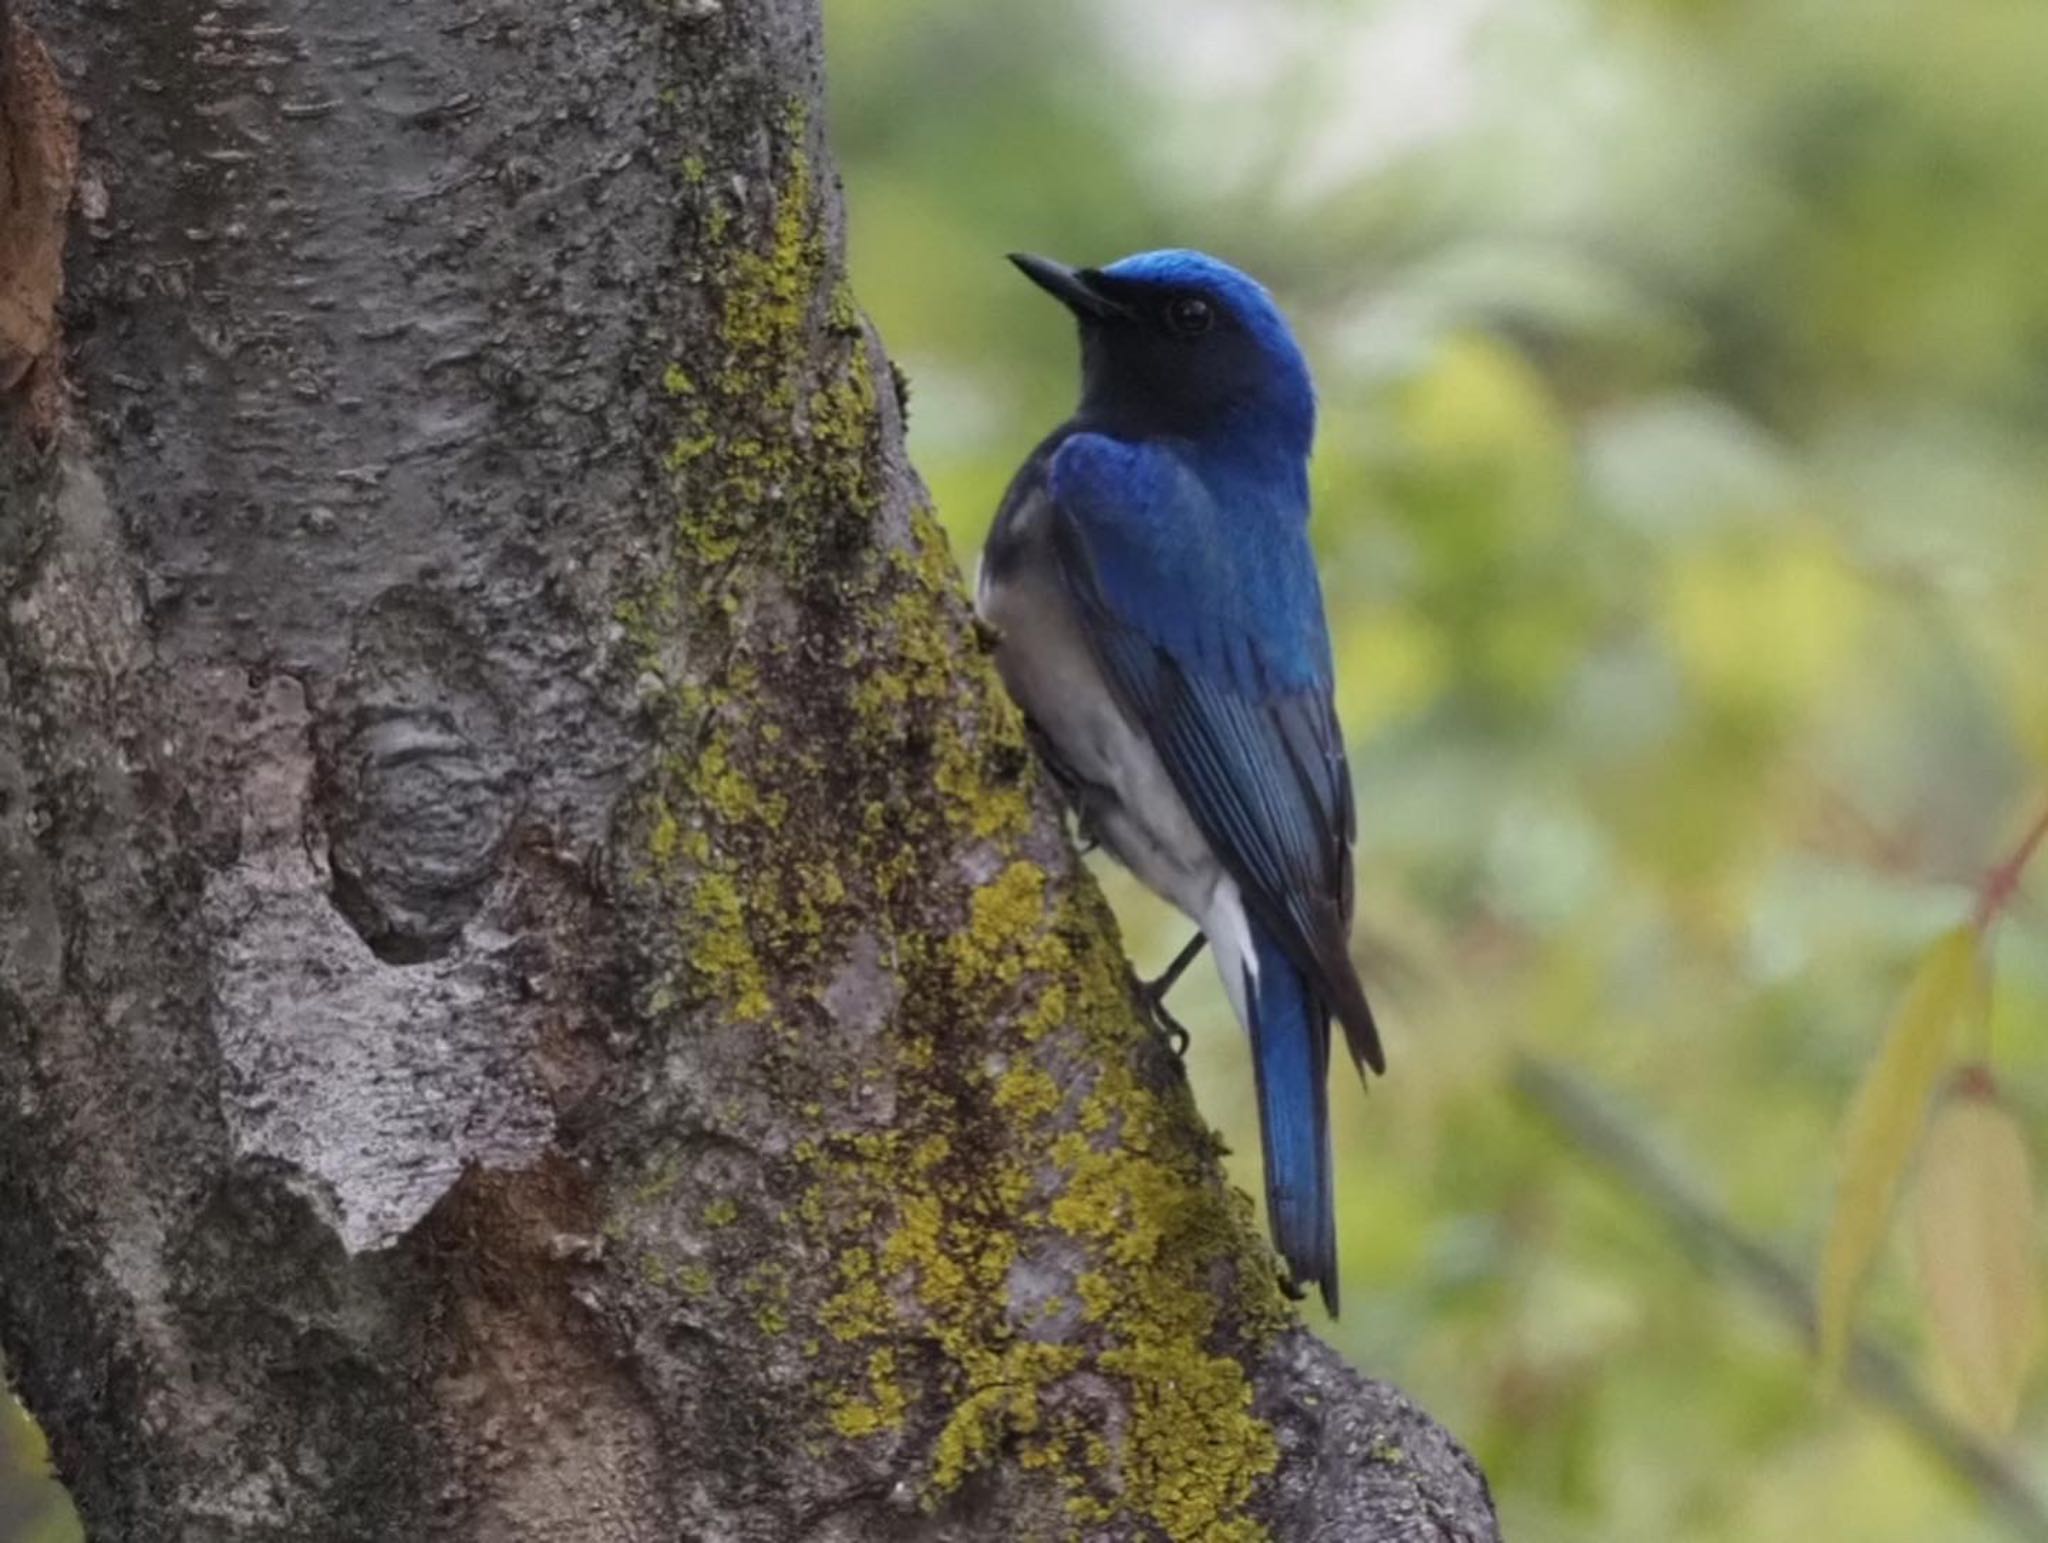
xmin=976 ymin=248 xmax=1382 ymax=1314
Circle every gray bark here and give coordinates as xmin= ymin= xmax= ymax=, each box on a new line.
xmin=0 ymin=0 xmax=1501 ymax=1538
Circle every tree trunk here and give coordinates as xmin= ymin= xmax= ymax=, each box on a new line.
xmin=0 ymin=0 xmax=1500 ymax=1537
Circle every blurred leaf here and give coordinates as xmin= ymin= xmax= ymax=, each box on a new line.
xmin=1818 ymin=925 xmax=1985 ymax=1378
xmin=1398 ymin=332 xmax=1571 ymax=533
xmin=0 ymin=1475 xmax=82 ymax=1543
xmin=1912 ymin=1067 xmax=2042 ymax=1435
xmin=1582 ymin=393 xmax=1792 ymax=542
xmin=1334 ymin=240 xmax=1701 ymax=386
xmin=1664 ymin=534 xmax=1869 ymax=720
xmin=1336 ymin=606 xmax=1449 ymax=734
xmin=1 ymin=1388 xmax=49 ymax=1478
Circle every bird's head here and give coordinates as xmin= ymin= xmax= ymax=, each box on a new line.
xmin=1010 ymin=248 xmax=1315 ymax=458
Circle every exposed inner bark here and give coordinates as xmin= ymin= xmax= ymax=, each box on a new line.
xmin=0 ymin=0 xmax=77 ymax=430
xmin=0 ymin=1 xmax=1500 ymax=1539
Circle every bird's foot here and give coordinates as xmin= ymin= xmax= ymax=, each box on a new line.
xmin=1277 ymin=1270 xmax=1307 ymax=1303
xmin=1134 ymin=931 xmax=1207 ymax=1057
xmin=1138 ymin=979 xmax=1192 ymax=1058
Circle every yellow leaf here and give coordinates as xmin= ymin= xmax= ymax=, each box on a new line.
xmin=1817 ymin=925 xmax=1985 ymax=1379
xmin=1913 ymin=1070 xmax=2042 ymax=1435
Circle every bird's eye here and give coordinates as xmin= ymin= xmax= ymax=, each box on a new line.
xmin=1165 ymin=296 xmax=1213 ymax=336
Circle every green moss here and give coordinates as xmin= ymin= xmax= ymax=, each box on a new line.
xmin=747 ymin=1261 xmax=796 ymax=1336
xmin=718 ymin=153 xmax=817 ymax=372
xmin=665 ymin=431 xmax=717 ymax=473
xmin=788 ymin=864 xmax=1286 ymax=1539
xmin=930 ymin=1364 xmax=1049 ymax=1491
xmin=634 ymin=1149 xmax=685 ymax=1206
xmin=703 ymin=1197 xmax=740 ymax=1228
xmin=692 ymin=734 xmax=786 ymax=829
xmin=603 ymin=86 xmax=1285 ymax=1543
xmin=677 ymin=1263 xmax=714 ymax=1296
xmin=649 ymin=806 xmax=682 ymax=865
xmin=843 ymin=508 xmax=1034 ymax=846
xmin=947 ymin=860 xmax=1051 ymax=985
xmin=828 ymin=283 xmax=861 ymax=335
xmin=1034 ymin=901 xmax=1288 ymax=1537
xmin=821 ymin=1246 xmax=893 ymax=1342
xmin=829 ymin=1347 xmax=910 ymax=1438
xmin=688 ymin=871 xmax=771 ymax=1022
xmin=992 ymin=1061 xmax=1062 ymax=1122
xmin=660 ymin=128 xmax=886 ymax=584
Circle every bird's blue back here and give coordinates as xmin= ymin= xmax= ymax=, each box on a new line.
xmin=1047 ymin=433 xmax=1331 ymax=695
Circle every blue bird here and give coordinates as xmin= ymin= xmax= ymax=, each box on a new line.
xmin=978 ymin=249 xmax=1382 ymax=1314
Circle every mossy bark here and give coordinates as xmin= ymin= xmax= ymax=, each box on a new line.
xmin=0 ymin=1 xmax=1500 ymax=1538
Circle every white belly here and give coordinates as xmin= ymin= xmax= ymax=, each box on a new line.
xmin=977 ymin=549 xmax=1260 ymax=1022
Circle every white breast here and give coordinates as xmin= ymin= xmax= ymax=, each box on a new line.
xmin=978 ymin=518 xmax=1260 ymax=1022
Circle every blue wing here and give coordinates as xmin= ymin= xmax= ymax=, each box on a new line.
xmin=1045 ymin=432 xmax=1383 ymax=1079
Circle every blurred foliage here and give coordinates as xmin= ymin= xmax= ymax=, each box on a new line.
xmin=7 ymin=4 xmax=2046 ymax=1537
xmin=0 ymin=1363 xmax=79 ymax=1543
xmin=1819 ymin=924 xmax=1985 ymax=1383
xmin=828 ymin=0 xmax=2048 ymax=1537
xmin=1818 ymin=828 xmax=2044 ymax=1442
xmin=1913 ymin=1066 xmax=2042 ymax=1436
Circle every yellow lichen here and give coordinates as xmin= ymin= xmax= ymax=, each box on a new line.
xmin=692 ymin=734 xmax=786 ymax=830
xmin=602 ymin=86 xmax=1286 ymax=1543
xmin=992 ymin=1062 xmax=1063 ymax=1122
xmin=830 ymin=1347 xmax=911 ymax=1438
xmin=677 ymin=1263 xmax=714 ymax=1296
xmin=821 ymin=1246 xmax=893 ymax=1342
xmin=702 ymin=1197 xmax=740 ymax=1228
xmin=688 ymin=871 xmax=771 ymax=1022
xmin=789 ymin=875 xmax=1287 ymax=1537
xmin=947 ymin=860 xmax=1054 ymax=985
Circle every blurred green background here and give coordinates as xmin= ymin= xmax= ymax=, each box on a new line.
xmin=9 ymin=1 xmax=2047 ymax=1538
xmin=0 ymin=1391 xmax=73 ymax=1543
xmin=828 ymin=0 xmax=2048 ymax=1537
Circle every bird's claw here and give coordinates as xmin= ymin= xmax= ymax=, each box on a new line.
xmin=1138 ymin=976 xmax=1191 ymax=1058
xmin=1132 ymin=930 xmax=1206 ymax=1059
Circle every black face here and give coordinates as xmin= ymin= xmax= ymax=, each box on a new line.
xmin=1008 ymin=254 xmax=1284 ymax=441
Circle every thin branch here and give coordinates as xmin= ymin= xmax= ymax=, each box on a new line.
xmin=1976 ymin=797 xmax=2048 ymax=933
xmin=1512 ymin=1053 xmax=2048 ymax=1542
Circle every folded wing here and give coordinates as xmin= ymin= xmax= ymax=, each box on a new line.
xmin=1044 ymin=432 xmax=1383 ymax=1079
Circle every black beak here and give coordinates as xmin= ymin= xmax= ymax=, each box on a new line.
xmin=1007 ymin=253 xmax=1129 ymax=321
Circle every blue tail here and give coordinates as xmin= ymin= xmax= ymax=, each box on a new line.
xmin=1244 ymin=922 xmax=1338 ymax=1314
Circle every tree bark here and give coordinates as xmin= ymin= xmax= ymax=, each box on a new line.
xmin=0 ymin=0 xmax=1500 ymax=1538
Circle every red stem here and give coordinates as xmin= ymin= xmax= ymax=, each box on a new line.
xmin=1975 ymin=797 xmax=2048 ymax=932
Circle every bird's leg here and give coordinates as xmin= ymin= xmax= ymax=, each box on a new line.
xmin=1138 ymin=931 xmax=1207 ymax=1056
xmin=1149 ymin=931 xmax=1207 ymax=999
